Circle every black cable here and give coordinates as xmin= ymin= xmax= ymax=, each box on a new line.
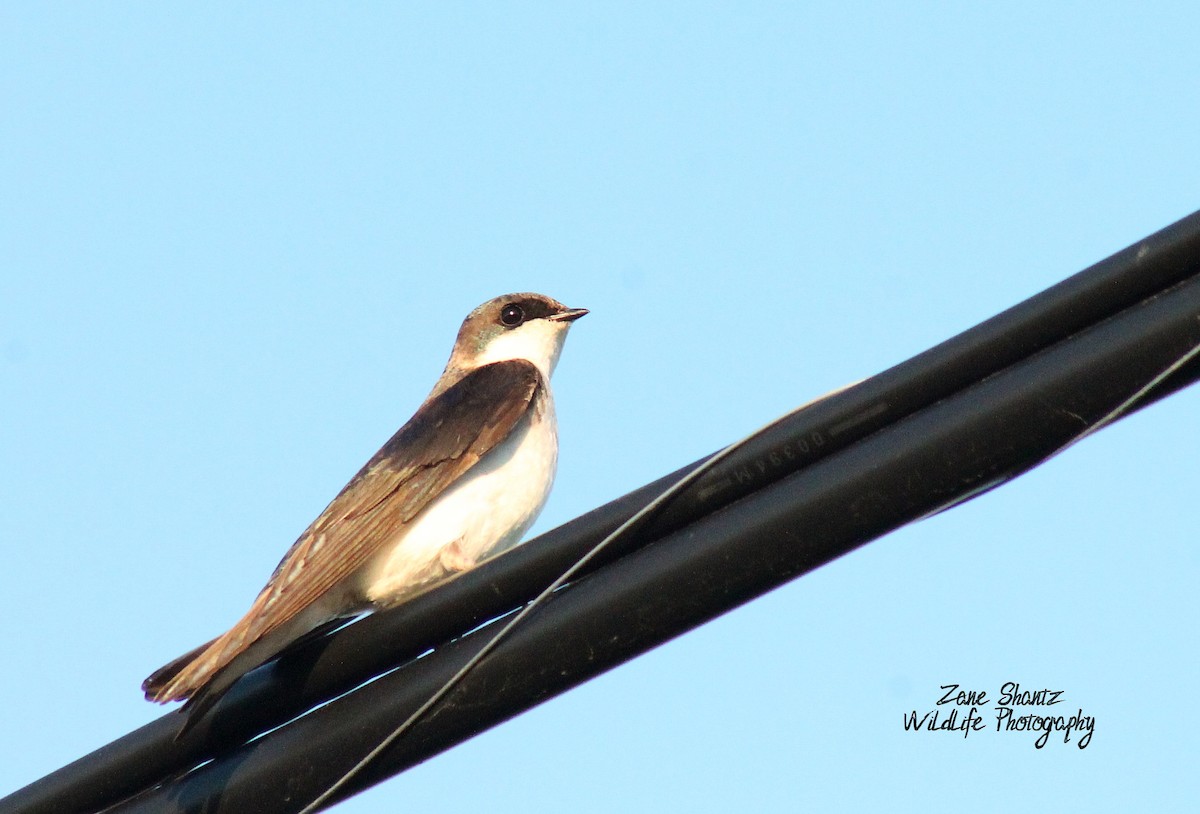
xmin=4 ymin=210 xmax=1200 ymax=814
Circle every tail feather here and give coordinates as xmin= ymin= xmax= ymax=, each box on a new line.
xmin=144 ymin=634 xmax=241 ymax=704
xmin=141 ymin=637 xmax=260 ymax=742
xmin=143 ymin=586 xmax=293 ymax=704
xmin=142 ymin=638 xmax=218 ymax=702
xmin=143 ymin=593 xmax=343 ymax=707
xmin=142 ymin=629 xmax=286 ymax=743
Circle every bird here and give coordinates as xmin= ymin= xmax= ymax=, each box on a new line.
xmin=142 ymin=292 xmax=587 ymax=727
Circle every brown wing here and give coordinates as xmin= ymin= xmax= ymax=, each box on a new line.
xmin=256 ymin=358 xmax=542 ymax=626
xmin=145 ymin=359 xmax=543 ymax=702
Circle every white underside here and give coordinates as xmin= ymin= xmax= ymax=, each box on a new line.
xmin=356 ymin=395 xmax=558 ymax=605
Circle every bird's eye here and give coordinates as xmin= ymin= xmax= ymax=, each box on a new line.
xmin=500 ymin=303 xmax=525 ymax=327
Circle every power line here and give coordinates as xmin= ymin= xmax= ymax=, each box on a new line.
xmin=5 ymin=210 xmax=1200 ymax=814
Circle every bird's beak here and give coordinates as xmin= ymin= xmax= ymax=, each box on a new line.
xmin=549 ymin=307 xmax=589 ymax=323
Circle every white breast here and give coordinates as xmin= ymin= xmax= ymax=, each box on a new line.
xmin=475 ymin=317 xmax=568 ymax=381
xmin=357 ymin=393 xmax=558 ymax=606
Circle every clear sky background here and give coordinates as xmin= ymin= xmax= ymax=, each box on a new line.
xmin=2 ymin=4 xmax=1198 ymax=812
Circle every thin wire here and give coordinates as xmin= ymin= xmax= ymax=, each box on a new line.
xmin=918 ymin=330 xmax=1200 ymax=519
xmin=295 ymin=385 xmax=854 ymax=814
xmin=1052 ymin=333 xmax=1200 ymax=452
xmin=297 ymin=331 xmax=1200 ymax=812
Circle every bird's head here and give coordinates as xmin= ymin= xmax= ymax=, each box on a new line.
xmin=446 ymin=292 xmax=588 ymax=382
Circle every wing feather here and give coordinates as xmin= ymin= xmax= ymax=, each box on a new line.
xmin=145 ymin=359 xmax=543 ymax=702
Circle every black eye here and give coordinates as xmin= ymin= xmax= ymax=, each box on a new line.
xmin=499 ymin=303 xmax=525 ymax=327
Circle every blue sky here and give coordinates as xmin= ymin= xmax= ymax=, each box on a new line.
xmin=2 ymin=3 xmax=1198 ymax=812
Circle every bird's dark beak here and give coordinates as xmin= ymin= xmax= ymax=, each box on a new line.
xmin=550 ymin=307 xmax=589 ymax=323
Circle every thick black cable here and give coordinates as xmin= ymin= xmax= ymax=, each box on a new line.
xmin=107 ymin=266 xmax=1200 ymax=813
xmin=3 ymin=210 xmax=1200 ymax=814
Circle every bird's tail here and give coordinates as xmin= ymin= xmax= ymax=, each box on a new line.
xmin=143 ymin=591 xmax=345 ymax=712
xmin=143 ymin=632 xmax=266 ymax=742
xmin=142 ymin=611 xmax=302 ymax=742
xmin=142 ymin=629 xmax=256 ymax=706
xmin=142 ymin=638 xmax=219 ymax=702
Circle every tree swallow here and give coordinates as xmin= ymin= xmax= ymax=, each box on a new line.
xmin=143 ymin=292 xmax=587 ymax=720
